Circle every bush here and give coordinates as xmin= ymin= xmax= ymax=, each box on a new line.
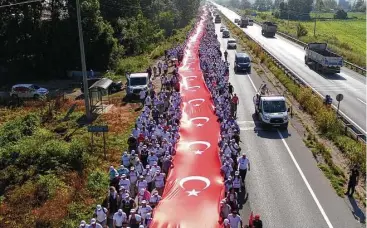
xmin=115 ymin=55 xmax=151 ymax=76
xmin=87 ymin=170 xmax=109 ymax=198
xmin=334 ymin=9 xmax=348 ymax=19
xmin=296 ymin=23 xmax=308 ymax=38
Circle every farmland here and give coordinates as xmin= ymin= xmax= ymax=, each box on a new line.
xmin=239 ymin=10 xmax=366 ymax=67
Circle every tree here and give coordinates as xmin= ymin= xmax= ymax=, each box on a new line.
xmin=323 ymin=0 xmax=337 ymax=11
xmin=240 ymin=0 xmax=252 ymax=9
xmin=315 ymin=0 xmax=325 ymax=11
xmin=352 ymin=0 xmax=366 ymax=11
xmin=334 ymin=9 xmax=348 ymax=18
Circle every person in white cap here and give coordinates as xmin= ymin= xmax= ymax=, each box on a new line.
xmin=79 ymin=220 xmax=88 ymax=228
xmin=149 ymin=191 xmax=161 ymax=209
xmin=237 ymin=153 xmax=250 ymax=183
xmin=137 ymin=200 xmax=152 ymax=221
xmin=119 ymin=174 xmax=130 ymax=190
xmin=136 ymin=175 xmax=148 ymax=193
xmin=153 ymin=170 xmax=166 ymax=195
xmin=87 ymin=218 xmax=102 ymax=228
xmin=93 ymin=204 xmax=108 ymax=228
xmin=128 ymin=209 xmax=142 ymax=228
xmin=220 ymin=200 xmax=231 ymax=222
xmin=113 ymin=209 xmax=127 ymax=228
xmin=143 ymin=212 xmax=153 ymax=227
xmin=232 ymin=171 xmax=242 ymax=193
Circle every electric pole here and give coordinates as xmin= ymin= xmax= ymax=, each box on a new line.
xmin=76 ymin=0 xmax=91 ymax=119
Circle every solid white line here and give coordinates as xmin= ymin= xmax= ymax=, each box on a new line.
xmin=245 ymin=71 xmax=334 ymax=228
xmin=277 ymin=130 xmax=334 ymax=228
xmin=357 ymin=98 xmax=367 ymax=105
xmin=247 ymin=74 xmax=257 ymax=91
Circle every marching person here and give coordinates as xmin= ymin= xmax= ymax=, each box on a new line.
xmin=237 ymin=153 xmax=250 ymax=184
xmin=94 ymin=204 xmax=108 ymax=228
xmin=345 ymin=165 xmax=359 ymax=197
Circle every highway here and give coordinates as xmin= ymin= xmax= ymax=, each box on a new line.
xmin=214 ymin=22 xmax=364 ymax=228
xmin=212 ymin=2 xmax=367 ymax=135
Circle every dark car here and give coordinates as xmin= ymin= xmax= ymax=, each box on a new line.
xmin=234 ymin=52 xmax=251 ymax=73
xmin=80 ymin=78 xmax=122 ymax=94
xmin=222 ymin=30 xmax=230 ymax=38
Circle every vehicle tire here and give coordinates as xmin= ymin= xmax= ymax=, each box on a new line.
xmin=248 ymin=68 xmax=251 ymax=74
xmin=281 ymin=123 xmax=288 ymax=130
xmin=261 ymin=30 xmax=264 ymax=35
xmin=304 ymin=56 xmax=308 ymax=64
xmin=234 ymin=66 xmax=237 ymax=73
xmin=33 ymin=94 xmax=40 ymax=100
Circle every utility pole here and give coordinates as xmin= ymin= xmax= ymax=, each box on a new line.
xmin=76 ymin=0 xmax=91 ymax=119
xmin=313 ymin=17 xmax=316 ymax=36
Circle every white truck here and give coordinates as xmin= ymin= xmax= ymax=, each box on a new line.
xmin=253 ymin=84 xmax=290 ymax=129
xmin=304 ymin=43 xmax=343 ymax=74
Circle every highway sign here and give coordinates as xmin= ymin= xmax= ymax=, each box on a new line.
xmin=336 ymin=94 xmax=344 ymax=102
xmin=88 ymin=125 xmax=108 ymax=132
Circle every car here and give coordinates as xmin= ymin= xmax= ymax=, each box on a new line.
xmin=222 ymin=29 xmax=230 ymax=38
xmin=10 ymin=84 xmax=49 ymax=99
xmin=234 ymin=18 xmax=239 ymax=23
xmin=227 ymin=38 xmax=237 ymax=49
xmin=125 ymin=72 xmax=150 ymax=97
xmin=234 ymin=52 xmax=251 ymax=73
xmin=220 ymin=26 xmax=225 ymax=32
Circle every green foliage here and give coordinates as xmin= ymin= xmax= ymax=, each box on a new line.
xmin=334 ymin=9 xmax=348 ymax=19
xmin=296 ymin=23 xmax=308 ymax=38
xmin=35 ymin=174 xmax=66 ymax=203
xmin=87 ymin=170 xmax=109 ymax=198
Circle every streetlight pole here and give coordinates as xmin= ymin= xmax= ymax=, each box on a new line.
xmin=76 ymin=0 xmax=91 ymax=119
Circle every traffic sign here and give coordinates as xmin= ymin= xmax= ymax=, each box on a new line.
xmin=336 ymin=94 xmax=344 ymax=102
xmin=88 ymin=125 xmax=108 ymax=132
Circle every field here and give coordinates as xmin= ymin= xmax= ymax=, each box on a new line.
xmin=240 ymin=10 xmax=366 ymax=67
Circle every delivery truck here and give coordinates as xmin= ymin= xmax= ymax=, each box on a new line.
xmin=304 ymin=43 xmax=343 ymax=74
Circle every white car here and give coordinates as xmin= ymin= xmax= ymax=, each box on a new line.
xmin=10 ymin=84 xmax=49 ymax=99
xmin=220 ymin=26 xmax=225 ymax=32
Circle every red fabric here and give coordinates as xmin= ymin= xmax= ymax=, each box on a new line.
xmin=150 ymin=10 xmax=224 ymax=228
xmin=249 ymin=211 xmax=254 ymax=227
xmin=231 ymin=96 xmax=239 ymax=104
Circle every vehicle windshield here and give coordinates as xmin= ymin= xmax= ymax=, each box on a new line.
xmin=130 ymin=77 xmax=147 ymax=86
xmin=237 ymin=57 xmax=250 ymax=63
xmin=31 ymin=85 xmax=40 ymax=89
xmin=249 ymin=19 xmax=253 ymax=22
xmin=262 ymin=100 xmax=286 ymax=113
xmin=228 ymin=40 xmax=236 ymax=43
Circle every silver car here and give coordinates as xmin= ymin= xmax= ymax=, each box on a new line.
xmin=227 ymin=39 xmax=237 ymax=49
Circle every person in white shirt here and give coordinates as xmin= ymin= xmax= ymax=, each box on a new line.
xmin=147 ymin=152 xmax=158 ymax=166
xmin=227 ymin=213 xmax=242 ymax=228
xmin=149 ymin=191 xmax=162 ymax=209
xmin=79 ymin=220 xmax=88 ymax=228
xmin=139 ymin=89 xmax=146 ymax=106
xmin=232 ymin=171 xmax=242 ymax=193
xmin=119 ymin=174 xmax=131 ymax=190
xmin=137 ymin=200 xmax=152 ymax=221
xmin=121 ymin=152 xmax=130 ymax=167
xmin=88 ymin=218 xmax=102 ymax=228
xmin=113 ymin=209 xmax=127 ymax=228
xmin=153 ymin=170 xmax=166 ymax=195
xmin=221 ymin=162 xmax=233 ymax=179
xmin=136 ymin=175 xmax=148 ymax=192
xmin=94 ymin=204 xmax=108 ymax=228
xmin=237 ymin=153 xmax=250 ymax=183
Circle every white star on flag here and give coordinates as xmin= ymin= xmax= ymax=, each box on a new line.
xmin=194 ymin=150 xmax=203 ymax=155
xmin=186 ymin=189 xmax=200 ymax=196
xmin=196 ymin=123 xmax=204 ymax=127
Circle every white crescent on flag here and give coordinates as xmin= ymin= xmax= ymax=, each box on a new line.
xmin=179 ymin=176 xmax=211 ymax=191
xmin=188 ymin=117 xmax=210 ymax=127
xmin=188 ymin=98 xmax=205 ymax=107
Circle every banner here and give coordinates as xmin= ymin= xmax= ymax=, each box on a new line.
xmin=150 ymin=9 xmax=224 ymax=228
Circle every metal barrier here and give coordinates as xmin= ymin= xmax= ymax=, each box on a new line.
xmin=220 ymin=12 xmax=366 ymax=143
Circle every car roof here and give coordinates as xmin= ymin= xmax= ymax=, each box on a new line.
xmin=228 ymin=38 xmax=236 ymax=42
xmin=129 ymin=73 xmax=148 ymax=78
xmin=12 ymin=84 xmax=34 ymax=87
xmin=261 ymin=96 xmax=285 ymax=101
xmin=235 ymin=52 xmax=249 ymax=58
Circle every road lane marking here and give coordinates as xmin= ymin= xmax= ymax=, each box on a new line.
xmin=246 ymin=72 xmax=334 ymax=228
xmin=277 ymin=131 xmax=334 ymax=228
xmin=357 ymin=98 xmax=367 ymax=105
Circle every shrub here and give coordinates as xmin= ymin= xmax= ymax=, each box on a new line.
xmin=334 ymin=9 xmax=348 ymax=19
xmin=296 ymin=23 xmax=308 ymax=38
xmin=87 ymin=170 xmax=109 ymax=199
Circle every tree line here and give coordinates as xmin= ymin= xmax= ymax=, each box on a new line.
xmin=0 ymin=0 xmax=200 ymax=85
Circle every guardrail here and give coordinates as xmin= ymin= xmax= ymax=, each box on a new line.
xmin=219 ymin=12 xmax=366 ymax=143
xmin=250 ymin=20 xmax=366 ymax=75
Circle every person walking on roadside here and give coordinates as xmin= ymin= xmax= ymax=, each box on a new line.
xmin=94 ymin=204 xmax=108 ymax=228
xmin=112 ymin=209 xmax=127 ymax=228
xmin=139 ymin=89 xmax=146 ymax=107
xmin=237 ymin=153 xmax=250 ymax=184
xmin=345 ymin=165 xmax=359 ymax=197
xmin=224 ymin=50 xmax=228 ymax=62
xmin=252 ymin=214 xmax=263 ymax=228
xmin=231 ymin=93 xmax=239 ymax=118
xmin=88 ymin=218 xmax=102 ymax=228
xmin=227 ymin=211 xmax=243 ymax=228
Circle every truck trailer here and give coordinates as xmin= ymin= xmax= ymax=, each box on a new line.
xmin=240 ymin=17 xmax=249 ymax=28
xmin=261 ymin=21 xmax=277 ymax=37
xmin=304 ymin=43 xmax=343 ymax=74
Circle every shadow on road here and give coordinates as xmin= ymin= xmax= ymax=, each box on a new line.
xmin=348 ymin=196 xmax=366 ymax=224
xmin=251 ymin=113 xmax=291 ymax=139
xmin=237 ymin=185 xmax=249 ymax=210
xmin=319 ymin=72 xmax=346 ymax=80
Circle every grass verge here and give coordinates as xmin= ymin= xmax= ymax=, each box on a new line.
xmin=222 ymin=15 xmax=366 ymax=201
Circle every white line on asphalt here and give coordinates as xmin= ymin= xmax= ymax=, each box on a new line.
xmin=246 ymin=73 xmax=334 ymax=228
xmin=277 ymin=131 xmax=334 ymax=228
xmin=357 ymin=98 xmax=367 ymax=105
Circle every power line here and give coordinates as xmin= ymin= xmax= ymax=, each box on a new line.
xmin=0 ymin=0 xmax=42 ymax=9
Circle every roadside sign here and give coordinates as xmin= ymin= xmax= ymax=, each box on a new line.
xmin=336 ymin=94 xmax=344 ymax=102
xmin=88 ymin=125 xmax=108 ymax=132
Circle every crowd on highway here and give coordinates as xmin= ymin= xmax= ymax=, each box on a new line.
xmin=78 ymin=9 xmax=263 ymax=228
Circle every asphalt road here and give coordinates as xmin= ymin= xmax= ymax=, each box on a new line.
xmin=215 ymin=22 xmax=364 ymax=228
xmin=212 ymin=2 xmax=367 ymax=135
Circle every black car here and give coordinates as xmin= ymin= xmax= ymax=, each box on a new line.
xmin=234 ymin=52 xmax=251 ymax=73
xmin=80 ymin=78 xmax=123 ymax=94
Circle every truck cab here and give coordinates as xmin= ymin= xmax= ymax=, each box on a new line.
xmin=240 ymin=17 xmax=249 ymax=28
xmin=215 ymin=15 xmax=221 ymax=23
xmin=125 ymin=72 xmax=149 ymax=97
xmin=253 ymin=84 xmax=290 ymax=129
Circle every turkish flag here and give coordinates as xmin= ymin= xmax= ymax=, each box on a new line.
xmin=249 ymin=211 xmax=254 ymax=227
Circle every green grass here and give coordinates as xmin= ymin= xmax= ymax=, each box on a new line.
xmin=222 ymin=15 xmax=366 ymax=200
xmin=239 ymin=10 xmax=366 ymax=67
